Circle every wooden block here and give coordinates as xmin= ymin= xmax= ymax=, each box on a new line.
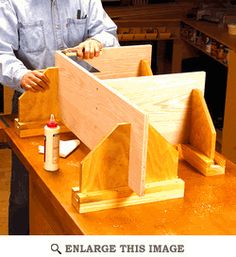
xmin=181 ymin=144 xmax=225 ymax=176
xmin=72 ymin=179 xmax=184 ymax=213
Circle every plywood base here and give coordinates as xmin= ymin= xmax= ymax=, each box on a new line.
xmin=14 ymin=118 xmax=69 ymax=138
xmin=181 ymin=144 xmax=225 ymax=176
xmin=72 ymin=178 xmax=184 ymax=213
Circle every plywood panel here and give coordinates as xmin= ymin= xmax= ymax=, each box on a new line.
xmin=56 ymin=52 xmax=149 ymax=196
xmin=106 ymin=71 xmax=206 ymax=145
xmin=86 ymin=45 xmax=152 ymax=80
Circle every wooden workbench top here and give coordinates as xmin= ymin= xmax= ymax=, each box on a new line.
xmin=2 ymin=115 xmax=236 ymax=235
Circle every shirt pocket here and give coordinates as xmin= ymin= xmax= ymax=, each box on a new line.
xmin=19 ymin=21 xmax=46 ymax=53
xmin=66 ymin=18 xmax=87 ymax=47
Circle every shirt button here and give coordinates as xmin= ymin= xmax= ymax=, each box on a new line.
xmin=55 ymin=25 xmax=60 ymax=29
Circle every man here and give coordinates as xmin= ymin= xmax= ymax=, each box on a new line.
xmin=0 ymin=0 xmax=119 ymax=234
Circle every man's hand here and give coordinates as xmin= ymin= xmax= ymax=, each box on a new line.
xmin=20 ymin=70 xmax=49 ymax=92
xmin=63 ymin=38 xmax=103 ymax=59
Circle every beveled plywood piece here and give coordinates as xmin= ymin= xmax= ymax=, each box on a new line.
xmin=190 ymin=89 xmax=216 ymax=159
xmin=18 ymin=67 xmax=59 ymax=122
xmin=56 ymin=51 xmax=149 ymax=196
xmin=15 ymin=67 xmax=67 ymax=137
xmin=106 ymin=71 xmax=206 ymax=145
xmin=85 ymin=45 xmax=152 ymax=80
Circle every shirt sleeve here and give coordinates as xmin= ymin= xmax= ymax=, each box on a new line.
xmin=0 ymin=1 xmax=28 ymax=92
xmin=86 ymin=0 xmax=120 ymax=47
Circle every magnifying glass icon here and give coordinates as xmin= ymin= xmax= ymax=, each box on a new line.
xmin=51 ymin=243 xmax=62 ymax=254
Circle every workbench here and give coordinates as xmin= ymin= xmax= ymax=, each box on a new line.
xmin=1 ymin=115 xmax=236 ymax=235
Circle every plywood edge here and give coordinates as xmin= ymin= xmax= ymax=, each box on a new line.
xmin=72 ymin=179 xmax=184 ymax=213
xmin=128 ymin=113 xmax=149 ymax=196
xmin=105 ymin=71 xmax=206 ymax=95
xmin=181 ymin=144 xmax=225 ymax=176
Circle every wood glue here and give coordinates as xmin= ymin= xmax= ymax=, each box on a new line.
xmin=44 ymin=114 xmax=60 ymax=171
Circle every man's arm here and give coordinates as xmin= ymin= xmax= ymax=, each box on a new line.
xmin=87 ymin=0 xmax=119 ymax=47
xmin=63 ymin=0 xmax=119 ymax=59
xmin=0 ymin=1 xmax=49 ymax=92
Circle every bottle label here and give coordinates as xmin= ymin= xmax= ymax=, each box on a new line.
xmin=52 ymin=134 xmax=60 ymax=164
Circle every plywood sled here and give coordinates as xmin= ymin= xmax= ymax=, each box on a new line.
xmin=54 ymin=45 xmax=225 ymax=213
xmin=15 ymin=45 xmax=225 ymax=213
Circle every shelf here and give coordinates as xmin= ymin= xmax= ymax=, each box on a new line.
xmin=181 ymin=37 xmax=228 ymax=68
xmin=180 ymin=22 xmax=229 ymax=67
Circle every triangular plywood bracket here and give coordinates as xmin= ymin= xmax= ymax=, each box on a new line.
xmin=18 ymin=67 xmax=59 ymax=122
xmin=182 ymin=89 xmax=225 ymax=176
xmin=15 ymin=67 xmax=69 ymax=137
xmin=80 ymin=123 xmax=131 ymax=193
xmin=146 ymin=124 xmax=179 ymax=182
xmin=138 ymin=59 xmax=153 ymax=76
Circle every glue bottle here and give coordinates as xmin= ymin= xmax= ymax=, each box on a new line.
xmin=44 ymin=114 xmax=60 ymax=171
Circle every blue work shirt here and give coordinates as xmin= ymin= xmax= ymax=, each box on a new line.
xmin=0 ymin=0 xmax=119 ymax=93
